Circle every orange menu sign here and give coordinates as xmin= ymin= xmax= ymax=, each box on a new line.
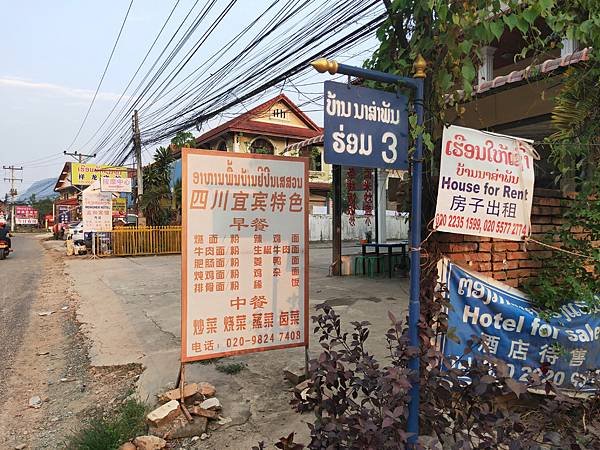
xmin=181 ymin=149 xmax=309 ymax=362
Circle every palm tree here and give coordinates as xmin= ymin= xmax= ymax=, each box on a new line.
xmin=550 ymin=66 xmax=600 ymax=184
xmin=141 ymin=147 xmax=174 ymax=226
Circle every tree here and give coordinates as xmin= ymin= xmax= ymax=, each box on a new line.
xmin=141 ymin=146 xmax=174 ymax=226
xmin=170 ymin=131 xmax=196 ymax=150
xmin=141 ymin=131 xmax=197 ymax=225
xmin=365 ymin=1 xmax=599 ymax=305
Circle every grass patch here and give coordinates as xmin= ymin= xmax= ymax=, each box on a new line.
xmin=216 ymin=362 xmax=246 ymax=375
xmin=64 ymin=398 xmax=146 ymax=450
xmin=198 ymin=357 xmax=222 ymax=365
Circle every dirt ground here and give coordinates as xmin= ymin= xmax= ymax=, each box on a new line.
xmin=0 ymin=239 xmax=141 ymax=450
xmin=1 ymin=238 xmax=408 ymax=449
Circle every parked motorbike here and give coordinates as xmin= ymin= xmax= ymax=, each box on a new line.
xmin=0 ymin=238 xmax=11 ymax=260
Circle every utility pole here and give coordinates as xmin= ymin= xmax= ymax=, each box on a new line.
xmin=132 ymin=109 xmax=145 ymax=226
xmin=3 ymin=165 xmax=23 ymax=232
xmin=63 ymin=150 xmax=96 ymax=163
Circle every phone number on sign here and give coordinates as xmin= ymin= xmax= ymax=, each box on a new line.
xmin=435 ymin=213 xmax=528 ymax=236
xmin=226 ymin=330 xmax=302 ymax=349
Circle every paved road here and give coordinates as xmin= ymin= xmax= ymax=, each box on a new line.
xmin=0 ymin=235 xmax=42 ymax=399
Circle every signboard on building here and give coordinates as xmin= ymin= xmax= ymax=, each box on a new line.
xmin=15 ymin=217 xmax=39 ymax=225
xmin=15 ymin=206 xmax=38 ymax=225
xmin=442 ymin=259 xmax=600 ymax=391
xmin=112 ymin=197 xmax=127 ymax=217
xmin=101 ymin=176 xmax=132 ymax=193
xmin=434 ymin=125 xmax=536 ymax=241
xmin=181 ymin=149 xmax=309 ymax=362
xmin=57 ymin=205 xmax=71 ymax=224
xmin=82 ymin=182 xmax=112 ymax=232
xmin=323 ymin=80 xmax=408 ymax=169
xmin=71 ymin=163 xmax=128 ymax=186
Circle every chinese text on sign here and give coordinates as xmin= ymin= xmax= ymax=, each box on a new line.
xmin=435 ymin=125 xmax=536 ymax=241
xmin=181 ymin=149 xmax=309 ymax=362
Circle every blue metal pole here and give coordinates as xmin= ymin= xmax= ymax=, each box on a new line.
xmin=407 ymin=77 xmax=424 ymax=445
xmin=311 ymin=56 xmax=426 ymax=445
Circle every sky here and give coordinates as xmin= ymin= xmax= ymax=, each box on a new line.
xmin=0 ymin=1 xmax=380 ymax=197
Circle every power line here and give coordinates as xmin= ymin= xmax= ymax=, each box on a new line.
xmin=86 ymin=0 xmax=384 ymax=165
xmin=65 ymin=0 xmax=135 ymax=152
xmin=78 ymin=0 xmax=182 ymax=152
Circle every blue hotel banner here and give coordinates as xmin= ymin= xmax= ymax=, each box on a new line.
xmin=442 ymin=259 xmax=600 ymax=391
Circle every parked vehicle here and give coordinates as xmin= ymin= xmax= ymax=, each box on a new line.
xmin=0 ymin=236 xmax=11 ymax=260
xmin=66 ymin=222 xmax=85 ymax=243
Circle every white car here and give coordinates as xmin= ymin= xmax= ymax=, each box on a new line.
xmin=66 ymin=222 xmax=85 ymax=242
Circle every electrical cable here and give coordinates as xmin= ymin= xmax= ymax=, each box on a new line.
xmin=65 ymin=0 xmax=135 ymax=152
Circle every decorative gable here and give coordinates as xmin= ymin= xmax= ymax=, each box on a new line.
xmin=250 ymin=101 xmax=309 ymax=129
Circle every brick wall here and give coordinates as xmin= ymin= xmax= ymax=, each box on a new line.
xmin=435 ymin=188 xmax=575 ymax=288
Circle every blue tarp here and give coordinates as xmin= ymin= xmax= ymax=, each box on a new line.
xmin=443 ymin=260 xmax=600 ymax=390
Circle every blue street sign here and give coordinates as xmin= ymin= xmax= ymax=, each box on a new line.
xmin=323 ymin=80 xmax=409 ymax=170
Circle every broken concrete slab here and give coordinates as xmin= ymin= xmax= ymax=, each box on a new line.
xmin=283 ymin=367 xmax=307 ymax=386
xmin=294 ymin=379 xmax=311 ymax=393
xmin=189 ymin=406 xmax=218 ymax=419
xmin=199 ymin=397 xmax=221 ymax=410
xmin=28 ymin=396 xmax=42 ymax=409
xmin=117 ymin=443 xmax=136 ymax=450
xmin=198 ymin=381 xmax=216 ymax=397
xmin=132 ymin=435 xmax=167 ymax=450
xmin=146 ymin=399 xmax=181 ymax=427
xmin=149 ymin=416 xmax=208 ymax=440
xmin=158 ymin=383 xmax=199 ymax=402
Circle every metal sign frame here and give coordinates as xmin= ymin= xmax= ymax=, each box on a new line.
xmin=312 ymin=56 xmax=426 ymax=444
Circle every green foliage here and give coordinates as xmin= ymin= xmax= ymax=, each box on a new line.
xmin=368 ymin=1 xmax=600 ymax=312
xmin=64 ymin=398 xmax=146 ymax=450
xmin=142 ymin=131 xmax=195 ymax=225
xmin=29 ymin=196 xmax=55 ymax=218
xmin=548 ymin=66 xmax=600 ymax=182
xmin=216 ymin=362 xmax=246 ymax=374
xmin=141 ymin=146 xmax=174 ymax=226
xmin=170 ymin=130 xmax=196 ymax=150
xmin=525 ymin=179 xmax=600 ymax=311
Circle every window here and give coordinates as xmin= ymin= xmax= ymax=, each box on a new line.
xmin=216 ymin=140 xmax=227 ymax=151
xmin=249 ymin=138 xmax=274 ymax=155
xmin=272 ymin=108 xmax=287 ymax=119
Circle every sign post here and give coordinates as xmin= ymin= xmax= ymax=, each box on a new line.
xmin=181 ymin=149 xmax=309 ymax=362
xmin=313 ymin=56 xmax=426 ymax=444
xmin=82 ymin=181 xmax=113 ymax=233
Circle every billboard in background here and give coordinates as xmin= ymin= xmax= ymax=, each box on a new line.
xmin=101 ymin=176 xmax=132 ymax=193
xmin=82 ymin=182 xmax=112 ymax=232
xmin=181 ymin=149 xmax=309 ymax=362
xmin=15 ymin=206 xmax=38 ymax=225
xmin=71 ymin=163 xmax=128 ymax=186
xmin=434 ymin=125 xmax=536 ymax=241
xmin=57 ymin=205 xmax=71 ymax=224
xmin=112 ymin=197 xmax=127 ymax=217
xmin=15 ymin=205 xmax=37 ymax=218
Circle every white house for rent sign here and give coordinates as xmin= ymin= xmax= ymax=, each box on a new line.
xmin=435 ymin=125 xmax=536 ymax=241
xmin=181 ymin=149 xmax=309 ymax=362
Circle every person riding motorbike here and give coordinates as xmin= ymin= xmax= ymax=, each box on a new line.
xmin=0 ymin=221 xmax=11 ymax=249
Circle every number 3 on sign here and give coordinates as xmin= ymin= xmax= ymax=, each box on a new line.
xmin=382 ymin=132 xmax=397 ymax=164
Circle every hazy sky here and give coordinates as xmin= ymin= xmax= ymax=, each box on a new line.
xmin=0 ymin=1 xmax=379 ymax=196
